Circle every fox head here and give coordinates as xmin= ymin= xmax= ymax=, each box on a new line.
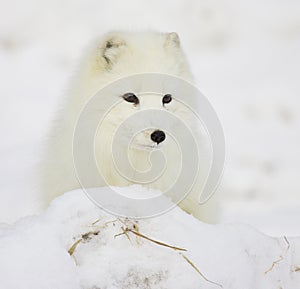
xmin=71 ymin=31 xmax=208 ymax=188
xmin=78 ymin=31 xmax=196 ymax=149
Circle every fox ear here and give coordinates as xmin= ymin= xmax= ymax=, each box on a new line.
xmin=98 ymin=34 xmax=126 ymax=68
xmin=165 ymin=32 xmax=180 ymax=48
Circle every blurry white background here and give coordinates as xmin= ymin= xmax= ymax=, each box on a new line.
xmin=0 ymin=0 xmax=299 ymax=236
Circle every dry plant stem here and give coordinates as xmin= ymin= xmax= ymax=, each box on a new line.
xmin=114 ymin=227 xmax=133 ymax=245
xmin=116 ymin=227 xmax=187 ymax=251
xmin=283 ymin=236 xmax=290 ymax=252
xmin=91 ymin=218 xmax=118 ymax=226
xmin=265 ymin=236 xmax=291 ymax=274
xmin=294 ymin=267 xmax=300 ymax=272
xmin=91 ymin=218 xmax=101 ymax=225
xmin=181 ymin=254 xmax=223 ymax=288
xmin=68 ymin=239 xmax=82 ymax=256
xmin=116 ymin=226 xmax=222 ymax=287
xmin=265 ymin=256 xmax=284 ymax=274
xmin=69 ymin=220 xmax=222 ymax=288
xmin=68 ymin=231 xmax=99 ymax=256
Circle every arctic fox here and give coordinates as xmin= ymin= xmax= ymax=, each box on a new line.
xmin=40 ymin=31 xmax=217 ymax=222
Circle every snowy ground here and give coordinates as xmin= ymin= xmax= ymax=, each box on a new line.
xmin=0 ymin=0 xmax=300 ymax=234
xmin=1 ymin=188 xmax=300 ymax=289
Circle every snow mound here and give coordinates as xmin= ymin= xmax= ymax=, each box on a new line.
xmin=0 ymin=187 xmax=300 ymax=289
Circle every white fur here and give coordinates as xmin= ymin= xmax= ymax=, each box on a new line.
xmin=40 ymin=31 xmax=217 ymax=223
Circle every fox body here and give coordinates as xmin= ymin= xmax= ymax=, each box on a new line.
xmin=40 ymin=31 xmax=217 ymax=222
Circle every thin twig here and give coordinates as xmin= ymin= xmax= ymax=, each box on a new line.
xmin=127 ymin=228 xmax=187 ymax=251
xmin=91 ymin=218 xmax=117 ymax=227
xmin=68 ymin=239 xmax=82 ymax=255
xmin=115 ymin=227 xmax=187 ymax=251
xmin=91 ymin=218 xmax=101 ymax=225
xmin=181 ymin=254 xmax=223 ymax=288
xmin=283 ymin=236 xmax=290 ymax=252
xmin=68 ymin=231 xmax=99 ymax=255
xmin=114 ymin=226 xmax=132 ymax=243
xmin=265 ymin=256 xmax=284 ymax=274
xmin=265 ymin=236 xmax=291 ymax=274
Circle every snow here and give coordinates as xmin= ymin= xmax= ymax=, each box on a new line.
xmin=1 ymin=188 xmax=300 ymax=289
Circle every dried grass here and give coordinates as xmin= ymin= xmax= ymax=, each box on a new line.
xmin=68 ymin=218 xmax=223 ymax=287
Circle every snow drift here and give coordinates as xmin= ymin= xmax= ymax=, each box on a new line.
xmin=0 ymin=187 xmax=300 ymax=289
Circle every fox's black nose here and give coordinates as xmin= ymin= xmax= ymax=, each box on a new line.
xmin=150 ymin=130 xmax=166 ymax=144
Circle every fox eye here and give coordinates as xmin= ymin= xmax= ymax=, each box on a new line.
xmin=123 ymin=92 xmax=139 ymax=105
xmin=162 ymin=94 xmax=172 ymax=105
